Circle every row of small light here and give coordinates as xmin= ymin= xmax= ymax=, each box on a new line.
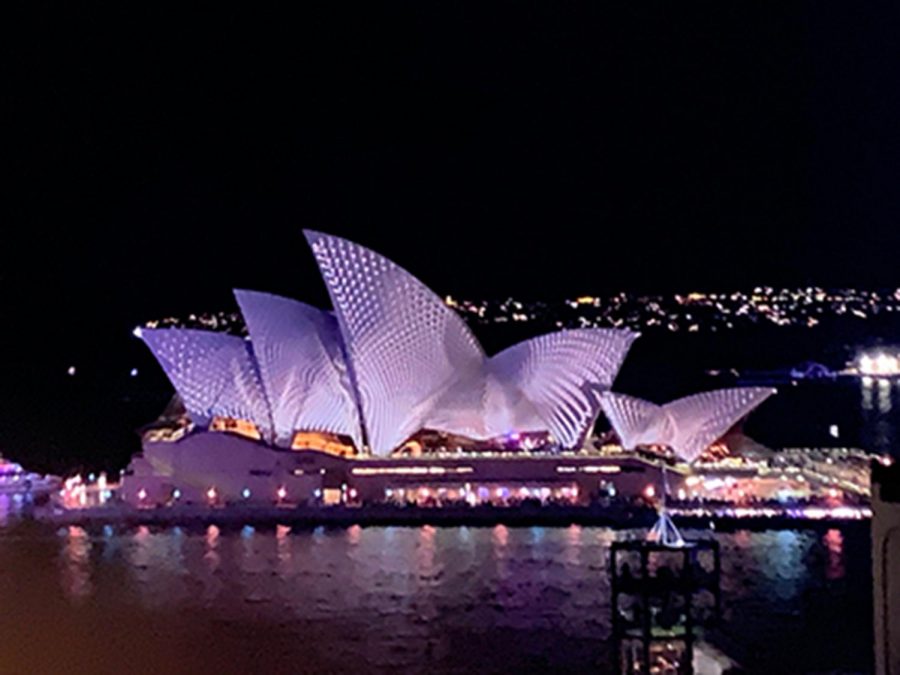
xmin=670 ymin=505 xmax=871 ymax=520
xmin=386 ymin=484 xmax=573 ymax=503
xmin=133 ymin=486 xmax=364 ymax=505
xmin=136 ymin=485 xmax=292 ymax=504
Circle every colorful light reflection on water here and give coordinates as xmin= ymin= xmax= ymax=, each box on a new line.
xmin=0 ymin=522 xmax=866 ymax=673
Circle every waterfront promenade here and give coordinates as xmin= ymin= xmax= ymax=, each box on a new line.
xmin=38 ymin=499 xmax=870 ymax=530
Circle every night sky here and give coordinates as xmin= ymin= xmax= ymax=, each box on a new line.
xmin=4 ymin=3 xmax=900 ymax=469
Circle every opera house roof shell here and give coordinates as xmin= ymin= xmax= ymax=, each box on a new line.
xmin=599 ymin=388 xmax=777 ymax=463
xmin=140 ymin=232 xmax=639 ymax=456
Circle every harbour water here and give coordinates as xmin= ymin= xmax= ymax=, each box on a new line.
xmin=0 ymin=520 xmax=871 ymax=674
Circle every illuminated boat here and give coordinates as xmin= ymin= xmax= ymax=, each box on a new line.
xmin=847 ymin=350 xmax=900 ymax=379
xmin=0 ymin=456 xmax=59 ymax=496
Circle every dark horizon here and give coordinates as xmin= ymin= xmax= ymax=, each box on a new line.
xmin=8 ymin=5 xmax=900 ymax=335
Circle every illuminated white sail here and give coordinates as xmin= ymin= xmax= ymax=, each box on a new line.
xmin=234 ymin=289 xmax=363 ymax=447
xmin=600 ymin=387 xmax=776 ymax=462
xmin=140 ymin=328 xmax=272 ymax=437
xmin=306 ymin=230 xmax=636 ymax=454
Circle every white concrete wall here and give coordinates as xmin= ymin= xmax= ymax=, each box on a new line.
xmin=121 ymin=432 xmax=321 ymax=506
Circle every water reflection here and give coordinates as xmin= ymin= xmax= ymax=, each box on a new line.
xmin=860 ymin=377 xmax=897 ymax=455
xmin=491 ymin=524 xmax=510 ymax=579
xmin=878 ymin=379 xmax=893 ymax=413
xmin=824 ymin=528 xmax=845 ymax=581
xmin=563 ymin=524 xmax=582 ymax=567
xmin=276 ymin=524 xmax=291 ymax=568
xmin=18 ymin=524 xmax=866 ymax=673
xmin=416 ymin=524 xmax=438 ymax=586
xmin=458 ymin=524 xmax=471 ymax=545
xmin=492 ymin=523 xmax=508 ymax=548
xmin=204 ymin=524 xmax=220 ymax=569
xmin=861 ymin=380 xmax=873 ymax=411
xmin=60 ymin=525 xmax=92 ymax=601
xmin=0 ymin=496 xmax=13 ymax=527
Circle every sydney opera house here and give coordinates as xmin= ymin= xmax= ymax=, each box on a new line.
xmin=120 ymin=231 xmax=777 ymax=507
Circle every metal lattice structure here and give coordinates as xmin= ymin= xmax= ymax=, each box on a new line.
xmin=599 ymin=387 xmax=776 ymax=463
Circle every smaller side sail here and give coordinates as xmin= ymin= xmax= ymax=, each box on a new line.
xmin=140 ymin=328 xmax=272 ymax=438
xmin=665 ymin=387 xmax=776 ymax=463
xmin=599 ymin=392 xmax=665 ymax=450
xmin=599 ymin=387 xmax=776 ymax=463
